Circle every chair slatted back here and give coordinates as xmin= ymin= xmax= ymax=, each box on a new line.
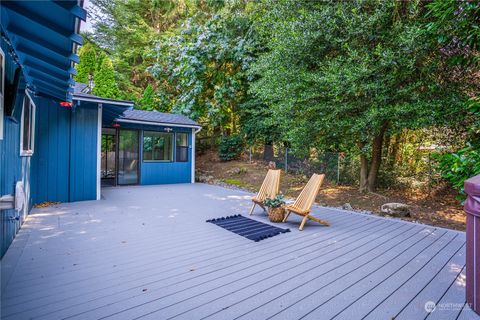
xmin=256 ymin=169 xmax=281 ymax=201
xmin=293 ymin=174 xmax=325 ymax=212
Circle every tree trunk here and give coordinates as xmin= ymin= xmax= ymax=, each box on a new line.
xmin=263 ymin=142 xmax=274 ymax=161
xmin=358 ymin=122 xmax=388 ymax=193
xmin=367 ymin=123 xmax=388 ymax=192
xmin=359 ymin=151 xmax=369 ymax=193
xmin=388 ymin=133 xmax=400 ymax=169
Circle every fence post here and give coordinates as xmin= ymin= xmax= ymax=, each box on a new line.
xmin=337 ymin=153 xmax=340 ymax=184
xmin=249 ymin=147 xmax=252 ymax=163
xmin=464 ymin=175 xmax=480 ymax=315
xmin=285 ymin=147 xmax=288 ymax=174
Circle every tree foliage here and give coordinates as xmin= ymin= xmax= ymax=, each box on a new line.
xmin=151 ymin=1 xmax=254 ymax=134
xmin=75 ymin=39 xmax=120 ymax=99
xmin=83 ymin=0 xmax=477 ymax=194
xmin=88 ymin=0 xmax=193 ymax=100
xmin=426 ymin=0 xmax=479 ymax=66
xmin=93 ymin=53 xmax=119 ymax=99
xmin=75 ymin=41 xmax=97 ymax=84
xmin=249 ymin=0 xmax=468 ymax=191
xmin=434 ymin=143 xmax=480 ymax=199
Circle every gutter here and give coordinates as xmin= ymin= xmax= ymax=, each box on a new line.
xmin=116 ymin=118 xmax=201 ymax=130
xmin=73 ymin=96 xmax=134 ymax=107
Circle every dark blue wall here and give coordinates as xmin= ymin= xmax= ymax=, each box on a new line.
xmin=31 ymin=97 xmax=70 ymax=203
xmin=1 ymin=40 xmax=32 ymax=258
xmin=140 ymin=128 xmax=192 ymax=185
xmin=69 ymin=105 xmax=98 ymax=201
xmin=32 ymin=101 xmax=98 ymax=204
xmin=117 ymin=123 xmax=193 ymax=185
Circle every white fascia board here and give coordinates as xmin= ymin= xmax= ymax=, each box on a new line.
xmin=73 ymin=96 xmax=134 ymax=107
xmin=116 ymin=118 xmax=201 ymax=130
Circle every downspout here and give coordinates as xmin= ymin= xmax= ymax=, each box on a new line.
xmin=191 ymin=127 xmax=202 ymax=184
xmin=96 ymin=104 xmax=102 ymax=200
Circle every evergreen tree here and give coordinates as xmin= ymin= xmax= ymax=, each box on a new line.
xmin=75 ymin=42 xmax=97 ymax=84
xmin=138 ymin=84 xmax=158 ymax=110
xmin=93 ymin=54 xmax=119 ymax=99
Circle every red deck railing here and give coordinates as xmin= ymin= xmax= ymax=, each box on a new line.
xmin=464 ymin=175 xmax=480 ymax=315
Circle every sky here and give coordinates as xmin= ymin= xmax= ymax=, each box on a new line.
xmin=80 ymin=0 xmax=94 ymax=33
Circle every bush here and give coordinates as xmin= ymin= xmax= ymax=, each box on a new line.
xmin=433 ymin=144 xmax=480 ymax=199
xmin=218 ymin=135 xmax=244 ymax=161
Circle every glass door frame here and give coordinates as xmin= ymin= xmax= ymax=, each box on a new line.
xmin=101 ymin=127 xmax=141 ymax=187
xmin=116 ymin=128 xmax=141 ymax=186
xmin=101 ymin=128 xmax=118 ymax=186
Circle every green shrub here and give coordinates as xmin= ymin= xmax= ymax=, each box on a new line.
xmin=433 ymin=144 xmax=480 ymax=199
xmin=218 ymin=135 xmax=244 ymax=161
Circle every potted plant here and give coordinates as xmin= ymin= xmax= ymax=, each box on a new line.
xmin=264 ymin=194 xmax=286 ymax=222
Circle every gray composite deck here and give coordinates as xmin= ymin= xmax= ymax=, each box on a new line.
xmin=1 ymin=183 xmax=478 ymax=320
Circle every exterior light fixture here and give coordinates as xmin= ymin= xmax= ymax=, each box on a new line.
xmin=59 ymin=101 xmax=73 ymax=107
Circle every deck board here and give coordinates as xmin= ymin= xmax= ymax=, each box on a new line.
xmin=1 ymin=184 xmax=478 ymax=320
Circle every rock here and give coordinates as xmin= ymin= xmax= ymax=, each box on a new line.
xmin=381 ymin=203 xmax=411 ymax=218
xmin=197 ymin=175 xmax=214 ymax=183
xmin=342 ymin=203 xmax=353 ymax=211
xmin=228 ymin=167 xmax=247 ymax=175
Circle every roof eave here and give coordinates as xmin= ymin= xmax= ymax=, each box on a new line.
xmin=73 ymin=95 xmax=134 ymax=107
xmin=116 ymin=118 xmax=201 ymax=129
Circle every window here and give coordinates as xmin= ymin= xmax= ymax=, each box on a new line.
xmin=20 ymin=93 xmax=36 ymax=156
xmin=143 ymin=131 xmax=173 ymax=161
xmin=0 ymin=48 xmax=4 ymax=140
xmin=176 ymin=132 xmax=189 ymax=162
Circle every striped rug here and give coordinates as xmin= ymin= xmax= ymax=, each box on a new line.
xmin=207 ymin=215 xmax=290 ymax=242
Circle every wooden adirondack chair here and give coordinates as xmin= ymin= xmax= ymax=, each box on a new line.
xmin=283 ymin=173 xmax=329 ymax=230
xmin=249 ymin=169 xmax=281 ymax=215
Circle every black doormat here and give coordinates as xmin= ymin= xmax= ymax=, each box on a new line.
xmin=206 ymin=215 xmax=290 ymax=242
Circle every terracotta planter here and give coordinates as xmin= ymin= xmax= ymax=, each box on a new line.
xmin=268 ymin=207 xmax=285 ymax=223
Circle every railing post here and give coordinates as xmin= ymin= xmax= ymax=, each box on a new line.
xmin=464 ymin=175 xmax=480 ymax=315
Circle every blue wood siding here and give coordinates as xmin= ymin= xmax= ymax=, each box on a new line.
xmin=1 ymin=40 xmax=32 ymax=257
xmin=139 ymin=127 xmax=192 ymax=185
xmin=32 ymin=102 xmax=98 ymax=204
xmin=31 ymin=98 xmax=70 ymax=203
xmin=115 ymin=123 xmax=193 ymax=185
xmin=69 ymin=106 xmax=98 ymax=202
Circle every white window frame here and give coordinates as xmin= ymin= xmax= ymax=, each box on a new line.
xmin=20 ymin=90 xmax=36 ymax=156
xmin=0 ymin=47 xmax=4 ymax=140
xmin=175 ymin=132 xmax=189 ymax=162
xmin=142 ymin=131 xmax=174 ymax=162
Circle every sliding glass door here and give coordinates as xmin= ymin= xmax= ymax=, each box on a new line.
xmin=117 ymin=129 xmax=139 ymax=185
xmin=101 ymin=128 xmax=117 ymax=186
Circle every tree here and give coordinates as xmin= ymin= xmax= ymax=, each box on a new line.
xmin=75 ymin=41 xmax=97 ymax=84
xmin=251 ymin=0 xmax=467 ymax=192
xmin=137 ymin=84 xmax=159 ymax=110
xmin=426 ymin=0 xmax=479 ymax=66
xmin=151 ymin=1 xmax=255 ymax=134
xmin=239 ymin=97 xmax=282 ymax=160
xmin=93 ymin=53 xmax=119 ymax=99
xmin=88 ymin=0 xmax=191 ymax=100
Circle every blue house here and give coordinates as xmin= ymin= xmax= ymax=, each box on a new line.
xmin=0 ymin=1 xmax=200 ymax=257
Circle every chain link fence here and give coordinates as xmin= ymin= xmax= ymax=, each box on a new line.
xmin=196 ymin=135 xmax=438 ymax=190
xmin=246 ymin=144 xmax=437 ymax=190
xmin=247 ymin=145 xmax=342 ymax=183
